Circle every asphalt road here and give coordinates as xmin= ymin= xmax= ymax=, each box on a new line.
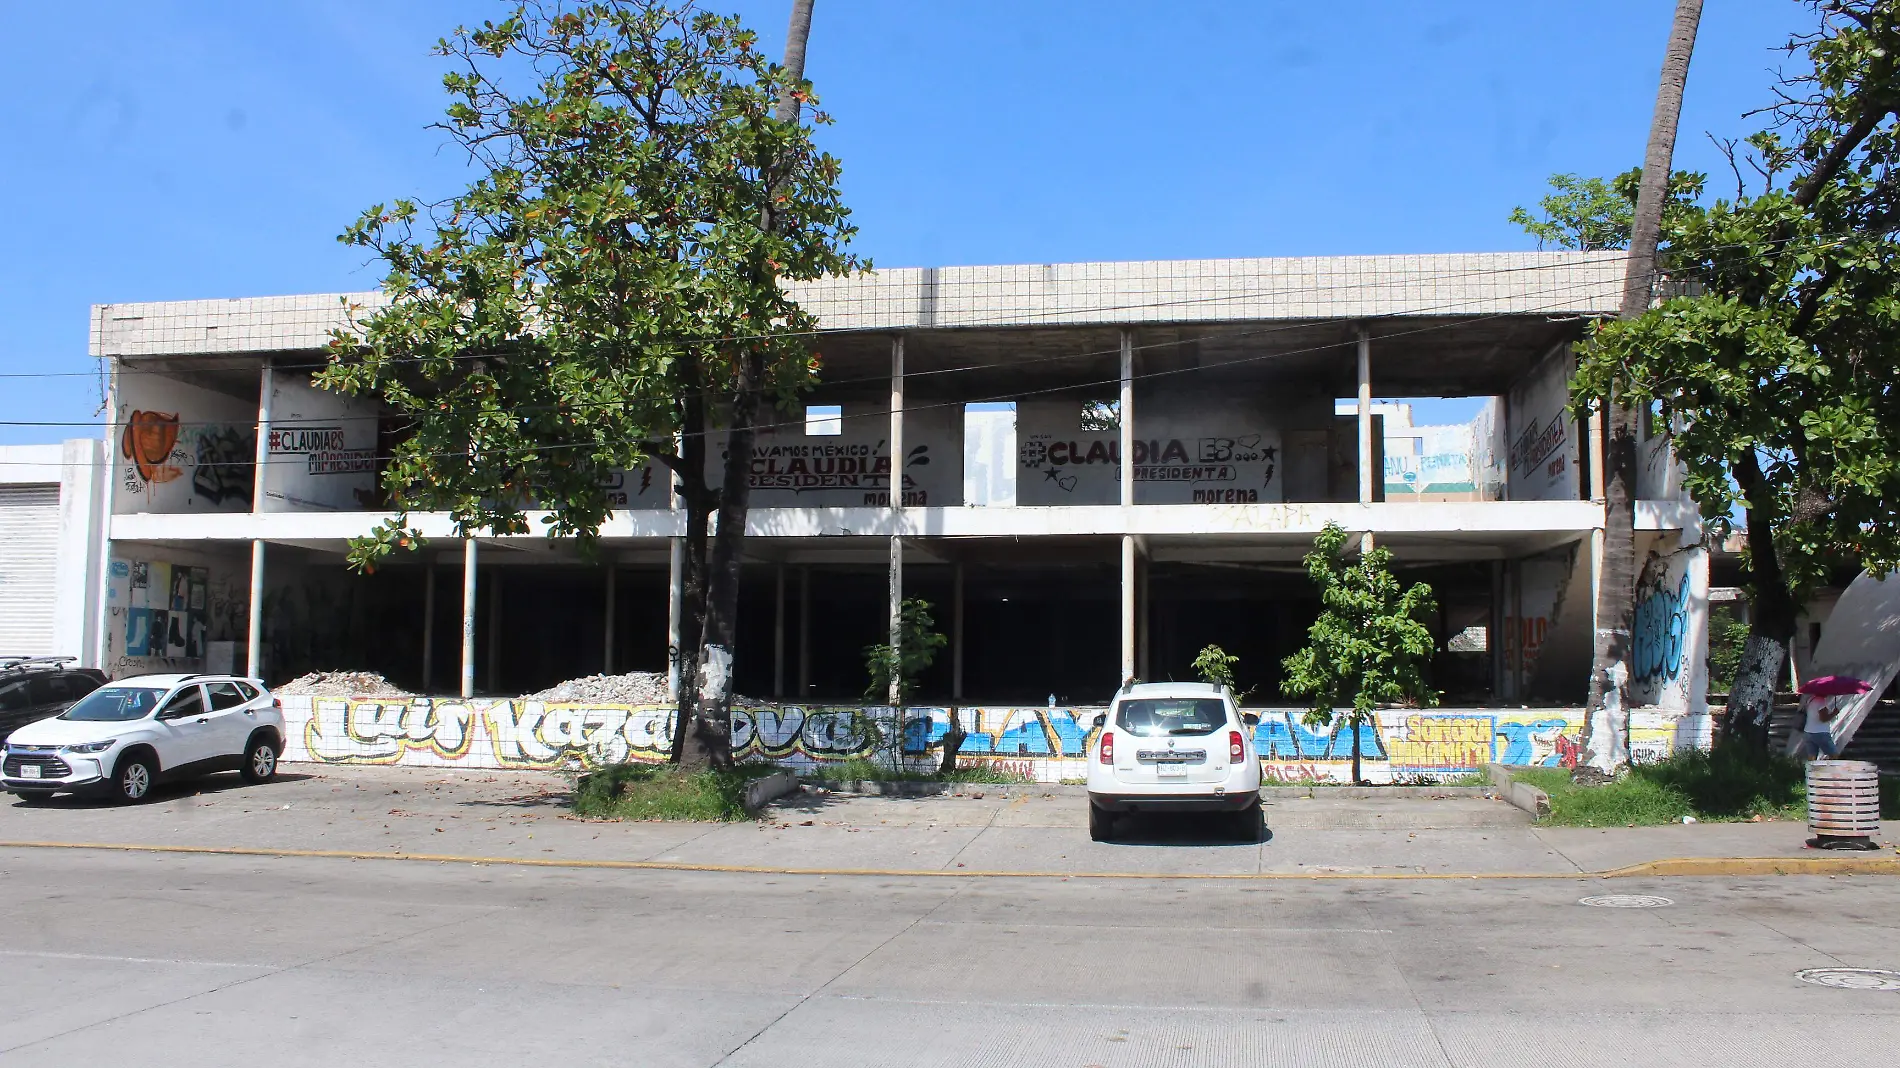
xmin=4 ymin=845 xmax=1900 ymax=1066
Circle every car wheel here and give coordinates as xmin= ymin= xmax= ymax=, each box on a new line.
xmin=240 ymin=736 xmax=278 ymax=784
xmin=1232 ymin=799 xmax=1264 ymax=843
xmin=1088 ymin=803 xmax=1116 ymax=842
xmin=113 ymin=754 xmax=157 ymax=803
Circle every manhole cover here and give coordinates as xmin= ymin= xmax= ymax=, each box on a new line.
xmin=1796 ymin=968 xmax=1900 ymax=991
xmin=1577 ymin=894 xmax=1673 ymax=908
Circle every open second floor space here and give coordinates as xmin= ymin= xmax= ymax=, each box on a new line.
xmin=94 ymin=250 xmax=1695 ymax=542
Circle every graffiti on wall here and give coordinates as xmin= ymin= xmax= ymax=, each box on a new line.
xmin=281 ymin=699 xmax=1625 ymax=782
xmin=292 ymin=699 xmax=888 ymax=770
xmin=117 ymin=408 xmax=255 ymax=511
xmin=1631 ymin=572 xmax=1689 ymax=683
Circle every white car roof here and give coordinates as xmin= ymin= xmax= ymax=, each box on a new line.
xmin=1117 ymin=682 xmax=1229 ymax=700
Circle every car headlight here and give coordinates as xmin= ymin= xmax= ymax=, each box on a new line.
xmin=60 ymin=740 xmax=116 ymax=754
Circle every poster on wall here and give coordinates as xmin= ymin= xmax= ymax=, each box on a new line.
xmin=1016 ymin=401 xmax=1282 ymax=505
xmin=713 ymin=405 xmax=962 ymax=508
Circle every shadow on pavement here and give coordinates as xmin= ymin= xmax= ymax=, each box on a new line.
xmin=1096 ymin=810 xmax=1272 ymax=848
xmin=7 ymin=770 xmax=319 ymax=809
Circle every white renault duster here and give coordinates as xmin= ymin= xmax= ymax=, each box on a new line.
xmin=1086 ymin=681 xmax=1263 ymax=842
xmin=1 ymin=674 xmax=284 ymax=803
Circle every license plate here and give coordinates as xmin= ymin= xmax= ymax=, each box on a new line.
xmin=1157 ymin=764 xmax=1186 ymax=777
xmin=19 ymin=765 xmax=40 ymax=779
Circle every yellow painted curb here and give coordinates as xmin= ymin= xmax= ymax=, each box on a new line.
xmin=2 ymin=839 xmax=1896 ymax=880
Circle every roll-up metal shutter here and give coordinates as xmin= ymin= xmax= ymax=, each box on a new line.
xmin=0 ymin=485 xmax=60 ymax=656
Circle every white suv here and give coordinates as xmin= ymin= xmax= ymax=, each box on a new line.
xmin=2 ymin=674 xmax=285 ymax=804
xmin=1086 ymin=682 xmax=1263 ymax=842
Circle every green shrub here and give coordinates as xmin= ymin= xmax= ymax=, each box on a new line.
xmin=818 ymin=758 xmax=1032 ymax=784
xmin=573 ymin=762 xmax=780 ymax=822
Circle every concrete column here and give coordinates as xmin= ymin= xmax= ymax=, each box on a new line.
xmin=888 ymin=335 xmax=905 ymax=705
xmin=1589 ymin=527 xmax=1605 ymax=645
xmin=603 ymin=563 xmax=617 ymax=675
xmin=1119 ymin=329 xmax=1136 ymax=508
xmin=461 ymin=539 xmax=478 ymax=699
xmin=798 ymin=566 xmax=811 ymax=698
xmin=252 ymin=365 xmax=273 ymax=515
xmin=1137 ymin=551 xmax=1151 ymax=682
xmin=245 ymin=540 xmax=265 ymax=679
xmin=1357 ymin=327 xmax=1373 ymax=504
xmin=773 ymin=563 xmax=786 ymax=700
xmin=667 ymin=537 xmax=683 ymax=701
xmin=1587 ymin=408 xmax=1607 ymax=501
xmin=1121 ymin=535 xmax=1137 ymax=684
xmin=951 ymin=562 xmax=965 ymax=703
xmin=422 ymin=562 xmax=436 ymax=692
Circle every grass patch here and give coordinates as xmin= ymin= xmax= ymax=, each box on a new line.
xmin=1514 ymin=746 xmax=1808 ymax=827
xmin=820 ymin=758 xmax=1032 ymax=784
xmin=573 ymin=762 xmax=780 ymax=822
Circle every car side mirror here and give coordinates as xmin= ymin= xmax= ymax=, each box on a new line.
xmin=1092 ymin=714 xmax=1106 ymax=729
xmin=1242 ymin=713 xmax=1260 ymax=727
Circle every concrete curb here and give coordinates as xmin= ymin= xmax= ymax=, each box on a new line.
xmin=807 ymin=781 xmax=1080 ymax=798
xmin=1487 ymin=763 xmax=1551 ymax=818
xmin=6 ymin=839 xmax=1895 ymax=880
xmin=744 ymin=770 xmax=801 ymax=812
xmin=1260 ymin=785 xmax=1498 ymax=800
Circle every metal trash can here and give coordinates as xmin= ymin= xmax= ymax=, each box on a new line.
xmin=1807 ymin=759 xmax=1882 ymax=851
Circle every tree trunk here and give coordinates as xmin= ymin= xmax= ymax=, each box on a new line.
xmin=1351 ymin=711 xmax=1364 ymax=786
xmin=676 ymin=0 xmax=818 ymax=770
xmin=1721 ymin=452 xmax=1800 ymax=750
xmin=937 ymin=707 xmax=967 ymax=775
xmin=1581 ymin=0 xmax=1701 ymax=772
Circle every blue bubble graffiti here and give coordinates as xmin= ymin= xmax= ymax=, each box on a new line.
xmin=1631 ymin=572 xmax=1689 ymax=682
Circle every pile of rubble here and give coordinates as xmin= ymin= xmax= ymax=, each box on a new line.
xmin=523 ymin=671 xmax=674 ymax=705
xmin=522 ymin=671 xmax=769 ymax=706
xmin=276 ymin=671 xmax=414 ymax=698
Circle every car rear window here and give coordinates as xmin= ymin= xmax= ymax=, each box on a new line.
xmin=61 ymin=685 xmax=165 ymax=722
xmin=206 ymin=682 xmax=249 ymax=711
xmin=1115 ymin=698 xmax=1229 ymax=737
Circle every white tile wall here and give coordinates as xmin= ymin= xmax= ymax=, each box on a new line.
xmin=92 ymin=252 xmax=1625 ymax=358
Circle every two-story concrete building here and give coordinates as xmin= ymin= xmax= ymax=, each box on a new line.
xmin=86 ymin=250 xmax=1714 ymax=778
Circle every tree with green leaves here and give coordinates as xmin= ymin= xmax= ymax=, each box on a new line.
xmin=1572 ymin=1 xmax=1900 ymax=750
xmin=315 ymin=1 xmax=859 ymax=767
xmin=1191 ymin=644 xmax=1239 ymax=691
xmin=1281 ymin=523 xmax=1439 ymax=785
xmin=1510 ymin=169 xmax=1704 ymax=253
xmin=863 ymin=597 xmax=949 ymax=769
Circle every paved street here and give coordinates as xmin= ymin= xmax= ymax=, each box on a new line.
xmin=5 ymin=843 xmax=1900 ymax=1066
xmin=0 ymin=764 xmax=1877 ymax=877
xmin=1 ymin=766 xmax=1899 ymax=1065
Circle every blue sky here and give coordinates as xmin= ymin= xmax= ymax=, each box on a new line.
xmin=0 ymin=0 xmax=1812 ymax=444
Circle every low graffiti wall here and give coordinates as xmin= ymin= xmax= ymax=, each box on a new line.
xmin=280 ymin=697 xmax=1711 ymax=783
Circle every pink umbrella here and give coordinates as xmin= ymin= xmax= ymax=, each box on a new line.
xmin=1799 ymin=675 xmax=1873 ymax=698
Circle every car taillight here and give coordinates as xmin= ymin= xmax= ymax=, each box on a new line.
xmin=1100 ymin=732 xmax=1114 ymax=764
xmin=1229 ymin=730 xmax=1244 ymax=763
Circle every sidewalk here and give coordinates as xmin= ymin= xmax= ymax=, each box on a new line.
xmin=1 ymin=763 xmax=1892 ymax=878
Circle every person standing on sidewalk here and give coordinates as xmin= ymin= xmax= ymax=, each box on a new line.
xmin=1801 ymin=694 xmax=1840 ymax=760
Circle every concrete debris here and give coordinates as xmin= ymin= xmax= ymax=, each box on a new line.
xmin=523 ymin=671 xmax=673 ymax=704
xmin=277 ymin=671 xmax=414 ymax=697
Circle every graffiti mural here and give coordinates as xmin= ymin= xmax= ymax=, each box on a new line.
xmin=288 ymin=699 xmax=886 ymax=770
xmin=1631 ymin=572 xmax=1689 ymax=684
xmin=279 ymin=698 xmax=1621 ymax=783
xmin=116 ymin=406 xmax=255 ymax=513
xmin=1626 ymin=546 xmax=1710 ymax=715
xmin=191 ymin=425 xmax=256 ymax=506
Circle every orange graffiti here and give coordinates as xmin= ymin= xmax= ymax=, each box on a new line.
xmin=121 ymin=410 xmax=183 ymax=484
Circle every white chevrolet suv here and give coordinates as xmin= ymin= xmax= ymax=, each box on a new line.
xmin=1086 ymin=682 xmax=1263 ymax=842
xmin=1 ymin=674 xmax=284 ymax=804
